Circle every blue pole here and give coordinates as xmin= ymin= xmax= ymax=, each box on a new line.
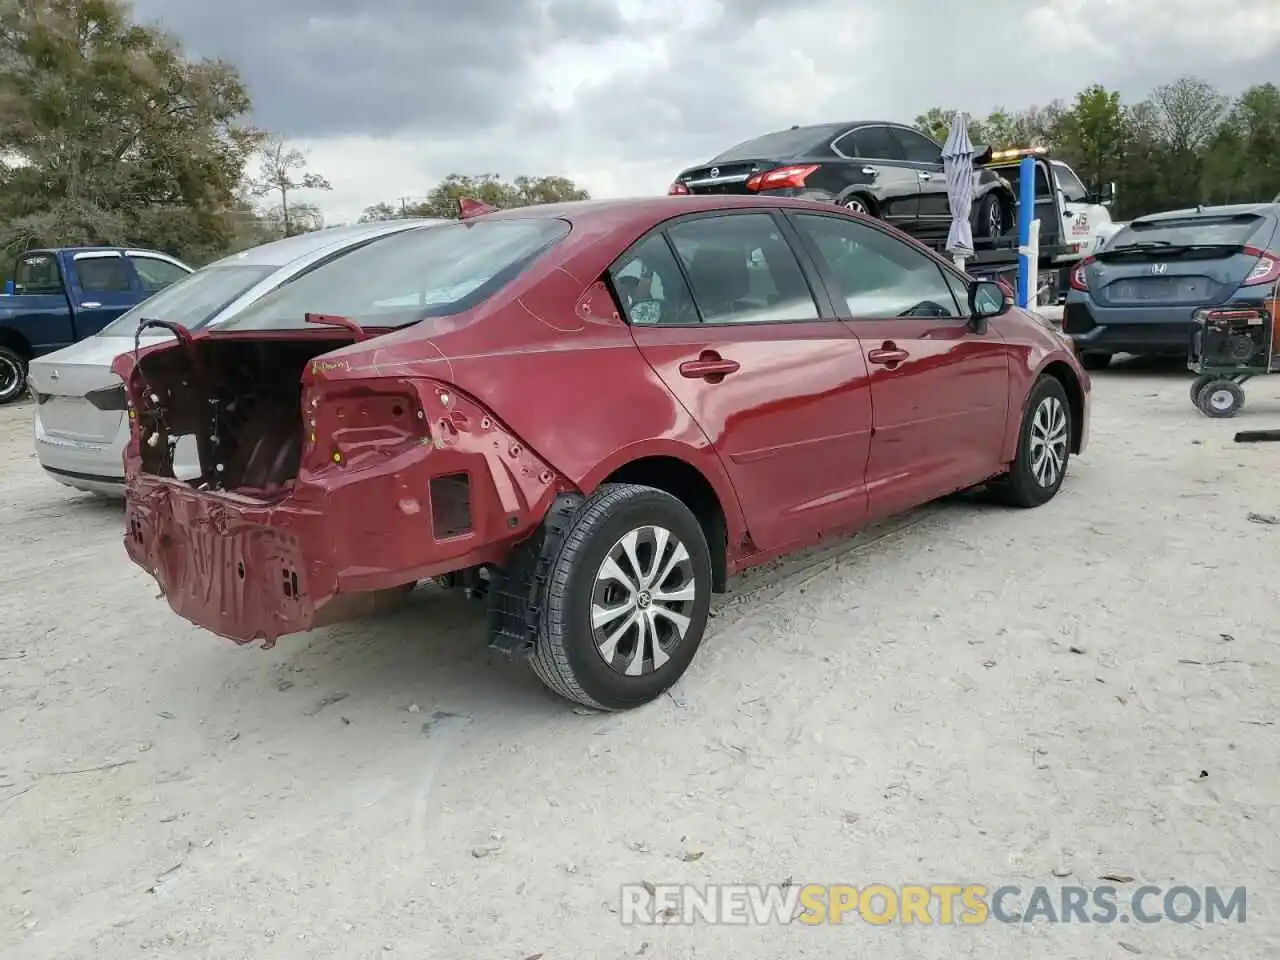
xmin=1016 ymin=155 xmax=1035 ymax=308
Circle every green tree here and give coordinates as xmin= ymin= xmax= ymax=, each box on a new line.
xmin=0 ymin=0 xmax=260 ymax=260
xmin=363 ymin=173 xmax=591 ymax=220
xmin=1143 ymin=75 xmax=1229 ymax=207
xmin=913 ymin=108 xmax=986 ymax=145
xmin=1216 ymin=83 xmax=1280 ymax=202
xmin=247 ymin=136 xmax=331 ymax=236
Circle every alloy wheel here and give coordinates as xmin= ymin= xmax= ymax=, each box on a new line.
xmin=843 ymin=198 xmax=868 ymax=214
xmin=590 ymin=525 xmax=696 ymax=677
xmin=988 ymin=200 xmax=1003 ymax=237
xmin=1028 ymin=395 xmax=1068 ymax=488
xmin=0 ymin=355 xmax=20 ymax=401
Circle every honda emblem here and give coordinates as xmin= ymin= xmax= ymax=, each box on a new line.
xmin=1150 ymin=263 xmax=1168 ymax=275
xmin=709 ymin=167 xmax=719 ymax=178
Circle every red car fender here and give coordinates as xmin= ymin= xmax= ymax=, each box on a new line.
xmin=996 ymin=322 xmax=1090 ymax=464
xmin=576 ymin=436 xmax=749 ymax=548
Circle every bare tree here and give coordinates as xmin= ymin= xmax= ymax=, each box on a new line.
xmin=1149 ymin=76 xmax=1229 ymax=153
xmin=248 ymin=136 xmax=331 ymax=236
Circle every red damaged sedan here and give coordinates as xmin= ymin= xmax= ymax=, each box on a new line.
xmin=114 ymin=195 xmax=1090 ymax=711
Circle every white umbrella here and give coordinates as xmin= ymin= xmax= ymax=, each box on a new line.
xmin=941 ymin=111 xmax=975 ymax=268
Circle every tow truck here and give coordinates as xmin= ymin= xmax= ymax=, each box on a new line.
xmin=931 ymin=146 xmax=1122 ymax=316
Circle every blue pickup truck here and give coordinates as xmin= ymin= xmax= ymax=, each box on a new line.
xmin=0 ymin=246 xmax=192 ymax=404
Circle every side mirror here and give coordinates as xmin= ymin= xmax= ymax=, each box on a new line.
xmin=969 ymin=280 xmax=1012 ymax=326
xmin=1091 ymin=181 xmax=1116 ymax=207
xmin=2 ymin=280 xmax=12 ymax=296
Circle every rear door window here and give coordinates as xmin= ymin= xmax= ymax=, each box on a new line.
xmin=664 ymin=213 xmax=820 ymax=324
xmin=73 ymin=255 xmax=133 ymax=293
xmin=848 ymin=126 xmax=903 ymax=161
xmin=609 ymin=235 xmax=700 ymax=326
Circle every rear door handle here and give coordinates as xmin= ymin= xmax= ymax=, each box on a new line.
xmin=867 ymin=344 xmax=909 ymax=365
xmin=679 ymin=356 xmax=740 ymax=379
xmin=917 ymin=171 xmax=932 ymax=180
xmin=81 ymin=301 xmax=101 ymax=309
xmin=861 ymin=166 xmax=879 ymax=176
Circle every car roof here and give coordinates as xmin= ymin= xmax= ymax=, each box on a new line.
xmin=207 ymin=218 xmax=451 ymax=268
xmin=478 ymin=194 xmax=857 ymax=230
xmin=23 ymin=245 xmax=160 ymax=256
xmin=1134 ymin=203 xmax=1279 ymax=223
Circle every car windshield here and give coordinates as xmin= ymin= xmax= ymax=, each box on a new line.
xmin=218 ymin=218 xmax=571 ymax=332
xmin=711 ymin=126 xmax=841 ymax=162
xmin=1111 ymin=214 xmax=1266 ymax=249
xmin=99 ymin=265 xmax=277 ymax=337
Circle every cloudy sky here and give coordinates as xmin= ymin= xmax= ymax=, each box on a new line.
xmin=130 ymin=0 xmax=1280 ymax=224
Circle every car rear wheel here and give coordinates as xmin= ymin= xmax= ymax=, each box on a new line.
xmin=988 ymin=375 xmax=1072 ymax=508
xmin=842 ymin=195 xmax=872 ymax=216
xmin=1078 ymin=351 xmax=1112 ymax=371
xmin=0 ymin=346 xmax=28 ymax=405
xmin=530 ymin=483 xmax=712 ymax=711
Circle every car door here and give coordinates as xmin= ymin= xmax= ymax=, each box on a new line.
xmin=891 ymin=127 xmax=951 ymax=226
xmin=9 ymin=252 xmax=75 ymax=351
xmin=68 ymin=252 xmax=141 ymax=337
xmin=833 ymin=125 xmax=921 ymax=227
xmin=611 ymin=210 xmax=874 ymax=554
xmin=787 ymin=210 xmax=1011 ymax=519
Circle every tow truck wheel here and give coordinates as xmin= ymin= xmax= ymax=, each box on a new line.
xmin=530 ymin=483 xmax=713 ymax=711
xmin=0 ymin=346 xmax=28 ymax=405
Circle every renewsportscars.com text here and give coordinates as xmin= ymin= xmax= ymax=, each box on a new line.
xmin=620 ymin=883 xmax=1247 ymax=926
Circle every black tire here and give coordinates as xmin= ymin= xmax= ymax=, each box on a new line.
xmin=1078 ymin=351 xmax=1112 ymax=371
xmin=988 ymin=375 xmax=1073 ymax=508
xmin=974 ymin=192 xmax=1007 ymax=239
xmin=529 ymin=483 xmax=713 ymax=711
xmin=1195 ymin=379 xmax=1244 ymax=419
xmin=0 ymin=345 xmax=28 ymax=405
xmin=1189 ymin=374 xmax=1214 ymax=404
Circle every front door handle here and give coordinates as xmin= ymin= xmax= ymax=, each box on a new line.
xmin=679 ymin=352 xmax=740 ymax=380
xmin=81 ymin=301 xmax=101 ymax=309
xmin=861 ymin=166 xmax=879 ymax=176
xmin=917 ymin=171 xmax=932 ymax=180
xmin=867 ymin=343 xmax=909 ymax=366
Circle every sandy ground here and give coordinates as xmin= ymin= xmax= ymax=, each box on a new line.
xmin=2 ymin=362 xmax=1280 ymax=960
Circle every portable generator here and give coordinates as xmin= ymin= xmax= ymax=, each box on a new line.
xmin=1187 ymin=292 xmax=1280 ymax=418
